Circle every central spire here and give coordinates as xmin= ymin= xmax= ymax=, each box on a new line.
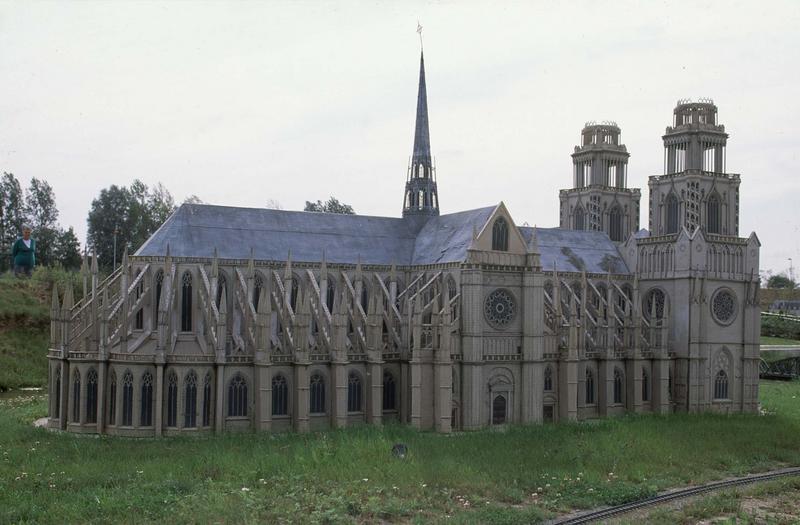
xmin=403 ymin=48 xmax=439 ymax=218
xmin=412 ymin=52 xmax=431 ymax=165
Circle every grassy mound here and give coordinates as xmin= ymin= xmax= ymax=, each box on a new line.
xmin=0 ymin=268 xmax=79 ymax=391
xmin=0 ymin=381 xmax=798 ymax=524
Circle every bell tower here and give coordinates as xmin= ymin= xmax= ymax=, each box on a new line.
xmin=648 ymin=99 xmax=738 ymax=236
xmin=559 ymin=122 xmax=641 ymax=242
xmin=402 ymin=51 xmax=440 ymax=218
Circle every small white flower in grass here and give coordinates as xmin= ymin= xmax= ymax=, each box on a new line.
xmin=588 ymin=488 xmax=594 ymax=492
xmin=241 ymin=487 xmax=250 ymax=492
xmin=537 ymin=487 xmax=543 ymax=492
xmin=362 ymin=478 xmax=369 ymax=482
xmin=421 ymin=483 xmax=427 ymax=488
xmin=136 ymin=470 xmax=144 ymax=475
xmin=545 ymin=483 xmax=550 ymax=488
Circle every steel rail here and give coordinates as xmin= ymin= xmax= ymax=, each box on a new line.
xmin=551 ymin=466 xmax=800 ymax=524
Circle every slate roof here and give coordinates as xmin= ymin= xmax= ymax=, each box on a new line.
xmin=135 ymin=204 xmax=629 ymax=274
xmin=135 ymin=204 xmax=418 ymax=265
xmin=135 ymin=203 xmax=494 ymax=266
xmin=519 ymin=227 xmax=630 ymax=275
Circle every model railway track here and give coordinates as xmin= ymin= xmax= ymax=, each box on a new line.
xmin=551 ymin=466 xmax=800 ymax=524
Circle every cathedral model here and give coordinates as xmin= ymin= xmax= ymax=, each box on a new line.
xmin=46 ymin=51 xmax=761 ymax=436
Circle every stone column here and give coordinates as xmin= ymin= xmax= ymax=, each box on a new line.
xmin=215 ymin=364 xmax=225 ymax=434
xmin=253 ymin=362 xmax=272 ymax=432
xmin=59 ymin=358 xmax=70 ymax=430
xmin=293 ymin=363 xmax=309 ymax=432
xmin=366 ymin=360 xmax=383 ymax=426
xmin=331 ymin=361 xmax=347 ymax=428
xmin=155 ymin=363 xmax=164 ymax=437
xmin=97 ymin=361 xmax=106 ymax=433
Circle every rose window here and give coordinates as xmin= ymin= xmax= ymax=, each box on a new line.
xmin=711 ymin=289 xmax=737 ymax=325
xmin=484 ymin=289 xmax=516 ymax=328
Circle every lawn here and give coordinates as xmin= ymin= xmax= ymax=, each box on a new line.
xmin=760 ymin=335 xmax=800 ymax=346
xmin=1 ymin=381 xmax=799 ymax=524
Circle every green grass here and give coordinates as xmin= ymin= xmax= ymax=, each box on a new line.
xmin=0 ymin=273 xmax=51 ymax=391
xmin=1 ymin=381 xmax=800 ymax=524
xmin=0 ymin=326 xmax=49 ymax=390
xmin=761 ymin=335 xmax=800 ymax=346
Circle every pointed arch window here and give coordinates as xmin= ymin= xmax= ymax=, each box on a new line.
xmin=71 ymin=369 xmax=81 ymax=423
xmin=360 ymin=284 xmax=369 ymax=312
xmin=272 ymin=374 xmax=288 ymax=416
xmin=707 ymin=193 xmax=721 ymax=234
xmin=86 ymin=369 xmax=98 ymax=424
xmin=154 ymin=269 xmax=164 ymax=324
xmin=216 ymin=273 xmax=227 ymax=310
xmin=642 ymin=367 xmax=650 ymax=402
xmin=714 ymin=370 xmax=729 ymax=399
xmin=492 ymin=217 xmax=509 ymax=251
xmin=613 ymin=368 xmax=623 ymax=404
xmin=184 ymin=371 xmax=198 ymax=428
xmin=609 ymin=206 xmax=623 ymax=242
xmin=575 ymin=207 xmax=586 ymax=231
xmin=166 ymin=371 xmax=178 ymax=427
xmin=134 ymin=269 xmax=144 ymax=330
xmin=253 ymin=273 xmax=264 ymax=311
xmin=181 ymin=271 xmax=193 ymax=332
xmin=310 ymin=374 xmax=325 ymax=414
xmin=290 ymin=280 xmax=299 ymax=311
xmin=228 ymin=374 xmax=248 ymax=417
xmin=585 ymin=368 xmax=595 ymax=405
xmin=544 ymin=366 xmax=553 ymax=392
xmin=383 ymin=371 xmax=396 ymax=411
xmin=326 ymin=282 xmax=336 ymax=313
xmin=141 ymin=371 xmax=154 ymax=426
xmin=108 ymin=371 xmax=116 ymax=424
xmin=202 ymin=372 xmax=212 ymax=427
xmin=122 ymin=371 xmax=133 ymax=426
xmin=347 ymin=372 xmax=363 ymax=413
xmin=665 ymin=194 xmax=679 ymax=234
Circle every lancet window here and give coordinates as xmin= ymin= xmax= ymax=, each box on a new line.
xmin=492 ymin=217 xmax=509 ymax=251
xmin=383 ymin=371 xmax=396 ymax=411
xmin=122 ymin=371 xmax=133 ymax=426
xmin=166 ymin=371 xmax=178 ymax=427
xmin=228 ymin=374 xmax=248 ymax=417
xmin=272 ymin=374 xmax=288 ymax=416
xmin=185 ymin=371 xmax=197 ymax=428
xmin=181 ymin=271 xmax=193 ymax=332
xmin=347 ymin=372 xmax=363 ymax=413
xmin=86 ymin=368 xmax=98 ymax=424
xmin=141 ymin=371 xmax=154 ymax=426
xmin=310 ymin=374 xmax=325 ymax=414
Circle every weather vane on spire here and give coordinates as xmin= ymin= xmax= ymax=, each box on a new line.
xmin=417 ymin=20 xmax=423 ymax=49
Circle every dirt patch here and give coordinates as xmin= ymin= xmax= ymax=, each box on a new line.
xmin=739 ymin=488 xmax=800 ymax=523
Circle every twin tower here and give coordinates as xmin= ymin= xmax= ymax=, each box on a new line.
xmin=559 ymin=100 xmax=739 ymax=241
xmin=401 ymin=49 xmax=740 ymax=244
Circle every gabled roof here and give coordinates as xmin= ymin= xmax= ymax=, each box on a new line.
xmin=519 ymin=227 xmax=630 ymax=274
xmin=411 ymin=206 xmax=495 ymax=264
xmin=135 ymin=204 xmax=418 ymax=265
xmin=135 ymin=203 xmax=495 ymax=266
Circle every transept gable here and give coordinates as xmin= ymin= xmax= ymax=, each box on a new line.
xmin=471 ymin=202 xmax=528 ymax=255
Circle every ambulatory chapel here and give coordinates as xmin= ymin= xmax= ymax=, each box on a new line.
xmin=47 ymin=51 xmax=761 ymax=437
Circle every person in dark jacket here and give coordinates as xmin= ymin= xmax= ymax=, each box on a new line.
xmin=11 ymin=224 xmax=35 ymax=277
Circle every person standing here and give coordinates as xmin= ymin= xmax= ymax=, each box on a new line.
xmin=12 ymin=224 xmax=35 ymax=277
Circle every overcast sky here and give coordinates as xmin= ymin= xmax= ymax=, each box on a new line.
xmin=1 ymin=1 xmax=798 ymax=276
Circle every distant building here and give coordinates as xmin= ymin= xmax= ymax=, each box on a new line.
xmin=47 ymin=51 xmax=760 ymax=436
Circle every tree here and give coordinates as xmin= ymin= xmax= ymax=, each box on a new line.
xmin=184 ymin=194 xmax=205 ymax=204
xmin=265 ymin=198 xmax=282 ymax=210
xmin=767 ymin=274 xmax=796 ymax=289
xmin=87 ymin=180 xmax=177 ymax=271
xmin=0 ymin=173 xmax=25 ymax=270
xmin=54 ymin=227 xmax=82 ymax=270
xmin=25 ymin=178 xmax=60 ymax=267
xmin=304 ymin=196 xmax=355 ymax=215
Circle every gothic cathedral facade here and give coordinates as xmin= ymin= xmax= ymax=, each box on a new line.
xmin=47 ymin=53 xmax=760 ymax=436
